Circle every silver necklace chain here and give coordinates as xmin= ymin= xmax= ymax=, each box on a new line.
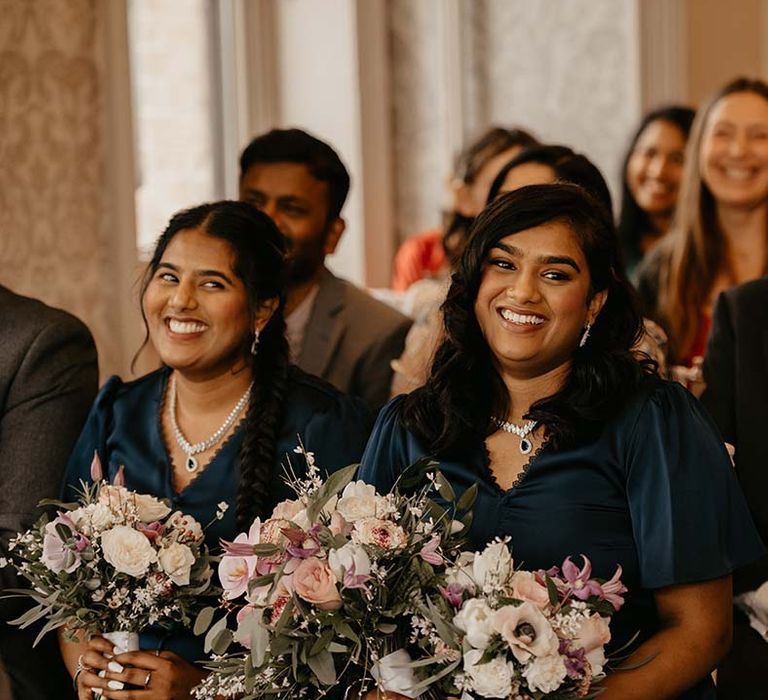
xmin=169 ymin=374 xmax=252 ymax=473
xmin=492 ymin=417 xmax=539 ymax=455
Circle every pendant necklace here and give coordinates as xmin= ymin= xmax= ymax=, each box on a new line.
xmin=492 ymin=417 xmax=538 ymax=455
xmin=169 ymin=374 xmax=252 ymax=473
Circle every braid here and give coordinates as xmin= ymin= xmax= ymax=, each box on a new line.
xmin=236 ymin=313 xmax=290 ymax=529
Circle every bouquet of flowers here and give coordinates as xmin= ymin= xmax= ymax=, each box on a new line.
xmin=409 ymin=540 xmax=627 ymax=699
xmin=192 ymin=447 xmax=474 ymax=700
xmin=1 ymin=454 xmax=214 ymax=654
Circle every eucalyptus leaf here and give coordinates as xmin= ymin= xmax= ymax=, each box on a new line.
xmin=412 ymin=657 xmax=460 ymax=691
xmin=251 ymin=620 xmax=270 ymax=668
xmin=307 ymin=648 xmax=336 ymax=686
xmin=211 ymin=628 xmax=234 ymax=655
xmin=456 ymin=482 xmax=478 ymax=512
xmin=193 ymin=606 xmax=216 ymax=636
xmin=204 ymin=614 xmax=228 ymax=653
xmin=546 ymin=575 xmax=559 ymax=607
xmin=434 ymin=471 xmax=455 ymax=502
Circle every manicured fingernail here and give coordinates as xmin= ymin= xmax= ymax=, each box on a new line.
xmin=108 ymin=680 xmax=124 ymax=689
xmin=107 ymin=661 xmax=124 ymax=673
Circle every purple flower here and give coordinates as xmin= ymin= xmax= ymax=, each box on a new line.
xmin=287 ymin=543 xmax=320 ymax=559
xmin=599 ymin=565 xmax=628 ymax=611
xmin=342 ymin=561 xmax=371 ymax=591
xmin=560 ymin=639 xmax=587 ymax=679
xmin=419 ymin=535 xmax=443 ymax=566
xmin=438 ymin=583 xmax=465 ymax=607
xmin=560 ymin=555 xmax=603 ymax=601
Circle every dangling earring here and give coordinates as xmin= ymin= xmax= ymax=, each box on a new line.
xmin=250 ymin=329 xmax=260 ymax=355
xmin=579 ymin=322 xmax=592 ymax=348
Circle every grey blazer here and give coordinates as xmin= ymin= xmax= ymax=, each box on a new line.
xmin=297 ymin=269 xmax=412 ymax=411
xmin=0 ymin=285 xmax=98 ymax=700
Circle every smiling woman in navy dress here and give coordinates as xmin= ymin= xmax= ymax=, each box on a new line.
xmin=59 ymin=201 xmax=370 ymax=699
xmin=359 ymin=184 xmax=763 ymax=699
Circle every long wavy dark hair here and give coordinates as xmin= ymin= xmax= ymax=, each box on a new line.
xmin=402 ymin=184 xmax=653 ymax=458
xmin=617 ymin=105 xmax=695 ymax=272
xmin=138 ymin=201 xmax=289 ymax=528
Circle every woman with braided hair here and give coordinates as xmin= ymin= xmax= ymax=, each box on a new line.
xmin=59 ymin=201 xmax=370 ymax=699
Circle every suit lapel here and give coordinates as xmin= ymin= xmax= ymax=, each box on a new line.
xmin=298 ymin=269 xmax=347 ymax=378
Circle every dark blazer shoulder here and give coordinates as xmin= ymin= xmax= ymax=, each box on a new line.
xmin=0 ymin=285 xmax=93 ymax=341
xmin=722 ymin=275 xmax=768 ymax=315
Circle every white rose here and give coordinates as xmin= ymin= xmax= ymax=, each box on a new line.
xmin=336 ymin=481 xmax=378 ymax=522
xmin=70 ymin=503 xmax=115 ymax=534
xmin=462 ymin=649 xmax=513 ymax=698
xmin=522 ymin=653 xmax=568 ymax=693
xmin=453 ymin=599 xmax=495 ymax=650
xmin=101 ymin=525 xmax=157 ymax=577
xmin=328 ymin=543 xmax=371 ymax=582
xmin=158 ymin=542 xmax=196 ymax=586
xmin=133 ymin=493 xmax=172 ymax=523
xmin=271 ymin=499 xmax=304 ymax=521
xmin=473 ymin=542 xmax=513 ymax=591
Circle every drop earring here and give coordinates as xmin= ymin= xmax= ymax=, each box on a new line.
xmin=250 ymin=329 xmax=260 ymax=355
xmin=579 ymin=322 xmax=592 ymax=348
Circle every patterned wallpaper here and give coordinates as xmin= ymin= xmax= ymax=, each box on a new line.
xmin=0 ymin=0 xmax=127 ymax=377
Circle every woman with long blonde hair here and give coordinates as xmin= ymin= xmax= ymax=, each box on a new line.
xmin=637 ymin=77 xmax=768 ymax=371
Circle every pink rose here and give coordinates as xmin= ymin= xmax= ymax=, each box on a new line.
xmin=511 ymin=571 xmax=550 ymax=610
xmin=292 ymin=557 xmax=342 ymax=610
xmin=572 ymin=613 xmax=611 ymax=654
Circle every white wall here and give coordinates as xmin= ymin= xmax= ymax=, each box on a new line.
xmin=274 ymin=0 xmax=366 ymax=286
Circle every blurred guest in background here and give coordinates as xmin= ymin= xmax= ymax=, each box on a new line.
xmin=0 ymin=284 xmax=98 ymax=700
xmin=617 ymin=106 xmax=695 ymax=277
xmin=637 ymin=78 xmax=768 ymax=377
xmin=240 ymin=128 xmax=411 ymax=411
xmin=390 ymin=126 xmax=538 ymax=292
xmin=487 ymin=144 xmax=614 ymax=213
xmin=702 ymin=277 xmax=768 ymax=699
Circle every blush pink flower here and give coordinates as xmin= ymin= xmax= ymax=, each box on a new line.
xmin=354 ymin=518 xmax=407 ymax=550
xmin=599 ymin=566 xmax=627 ymax=611
xmin=90 ymin=451 xmax=103 ymax=481
xmin=419 ymin=535 xmax=443 ymax=566
xmin=218 ymin=520 xmax=260 ymax=599
xmin=292 ymin=557 xmax=342 ymax=610
xmin=510 ymin=570 xmax=550 ymax=610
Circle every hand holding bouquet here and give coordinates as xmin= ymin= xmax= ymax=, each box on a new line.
xmin=193 ymin=448 xmax=473 ymax=699
xmin=2 ymin=454 xmax=214 ymax=646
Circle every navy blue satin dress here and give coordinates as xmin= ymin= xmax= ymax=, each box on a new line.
xmin=358 ymin=380 xmax=765 ymax=699
xmin=63 ymin=366 xmax=371 ymax=662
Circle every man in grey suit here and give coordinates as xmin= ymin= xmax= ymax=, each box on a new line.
xmin=0 ymin=285 xmax=98 ymax=700
xmin=239 ymin=128 xmax=411 ymax=411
